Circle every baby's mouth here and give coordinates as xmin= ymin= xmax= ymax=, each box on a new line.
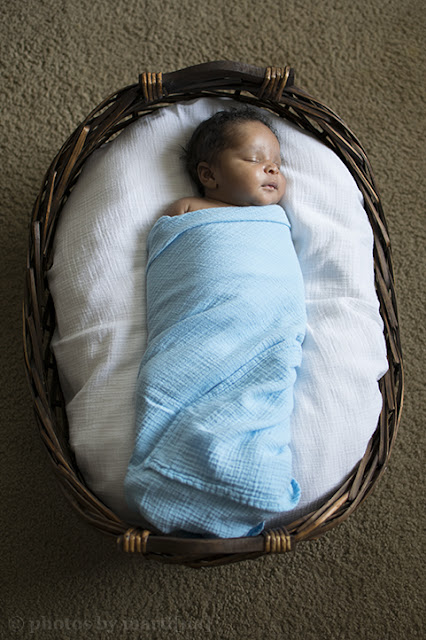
xmin=262 ymin=183 xmax=278 ymax=190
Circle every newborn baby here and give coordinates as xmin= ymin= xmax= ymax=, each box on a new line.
xmin=164 ymin=106 xmax=286 ymax=215
xmin=124 ymin=107 xmax=306 ymax=538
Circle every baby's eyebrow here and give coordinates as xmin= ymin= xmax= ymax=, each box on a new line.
xmin=240 ymin=144 xmax=284 ymax=165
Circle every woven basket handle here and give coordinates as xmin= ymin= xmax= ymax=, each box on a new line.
xmin=139 ymin=60 xmax=295 ymax=103
xmin=117 ymin=526 xmax=294 ymax=564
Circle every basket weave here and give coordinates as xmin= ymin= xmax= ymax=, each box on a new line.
xmin=23 ymin=61 xmax=404 ymax=568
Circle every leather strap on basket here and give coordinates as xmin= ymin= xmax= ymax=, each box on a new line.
xmin=258 ymin=66 xmax=293 ymax=101
xmin=263 ymin=527 xmax=293 ymax=553
xmin=139 ymin=72 xmax=165 ymax=102
xmin=118 ymin=526 xmax=293 ymax=556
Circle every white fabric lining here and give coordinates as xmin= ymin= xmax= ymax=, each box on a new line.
xmin=48 ymin=97 xmax=389 ymax=524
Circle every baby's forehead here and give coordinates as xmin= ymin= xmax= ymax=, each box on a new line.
xmin=227 ymin=120 xmax=281 ymax=149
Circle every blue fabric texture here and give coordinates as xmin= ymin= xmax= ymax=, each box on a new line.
xmin=124 ymin=205 xmax=306 ymax=538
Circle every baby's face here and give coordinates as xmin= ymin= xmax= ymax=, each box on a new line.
xmin=200 ymin=121 xmax=286 ymax=207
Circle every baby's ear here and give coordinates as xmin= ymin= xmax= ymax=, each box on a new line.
xmin=197 ymin=162 xmax=217 ymax=188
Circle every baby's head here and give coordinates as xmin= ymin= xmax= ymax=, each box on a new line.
xmin=184 ymin=107 xmax=286 ymax=207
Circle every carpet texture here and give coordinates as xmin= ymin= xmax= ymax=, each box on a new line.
xmin=1 ymin=1 xmax=424 ymax=638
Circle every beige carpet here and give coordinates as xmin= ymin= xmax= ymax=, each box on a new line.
xmin=1 ymin=0 xmax=424 ymax=638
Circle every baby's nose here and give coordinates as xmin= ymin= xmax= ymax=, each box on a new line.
xmin=266 ymin=163 xmax=279 ymax=173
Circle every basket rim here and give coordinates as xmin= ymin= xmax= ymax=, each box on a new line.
xmin=23 ymin=60 xmax=404 ymax=568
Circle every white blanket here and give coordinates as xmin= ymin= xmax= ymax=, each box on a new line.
xmin=47 ymin=97 xmax=389 ymax=526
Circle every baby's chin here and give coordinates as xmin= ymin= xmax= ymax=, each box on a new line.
xmin=252 ymin=188 xmax=285 ymax=207
xmin=248 ymin=194 xmax=284 ymax=207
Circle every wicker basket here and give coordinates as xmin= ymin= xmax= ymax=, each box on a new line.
xmin=23 ymin=61 xmax=404 ymax=568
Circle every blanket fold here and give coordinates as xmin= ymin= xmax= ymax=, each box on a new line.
xmin=124 ymin=204 xmax=306 ymax=537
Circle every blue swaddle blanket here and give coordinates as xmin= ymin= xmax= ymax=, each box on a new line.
xmin=124 ymin=204 xmax=306 ymax=538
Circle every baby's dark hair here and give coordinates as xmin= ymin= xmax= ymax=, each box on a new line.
xmin=184 ymin=106 xmax=278 ymax=195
